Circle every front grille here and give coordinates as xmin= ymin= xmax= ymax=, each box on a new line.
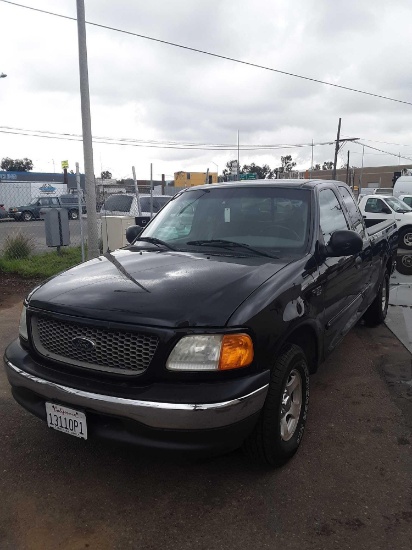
xmin=31 ymin=315 xmax=159 ymax=375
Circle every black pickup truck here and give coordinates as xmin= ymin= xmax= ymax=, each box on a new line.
xmin=4 ymin=180 xmax=397 ymax=466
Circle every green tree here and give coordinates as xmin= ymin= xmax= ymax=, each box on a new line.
xmin=310 ymin=163 xmax=321 ymax=171
xmin=242 ymin=162 xmax=274 ymax=179
xmin=322 ymin=161 xmax=334 ymax=170
xmin=277 ymin=155 xmax=296 ymax=174
xmin=1 ymin=157 xmax=33 ymax=171
xmin=101 ymin=170 xmax=112 ymax=180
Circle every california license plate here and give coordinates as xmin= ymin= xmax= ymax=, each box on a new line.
xmin=45 ymin=402 xmax=87 ymax=440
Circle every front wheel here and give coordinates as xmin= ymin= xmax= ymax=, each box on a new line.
xmin=399 ymin=228 xmax=412 ymax=249
xmin=363 ymin=270 xmax=389 ymax=326
xmin=243 ymin=344 xmax=309 ymax=467
xmin=22 ymin=211 xmax=33 ymax=222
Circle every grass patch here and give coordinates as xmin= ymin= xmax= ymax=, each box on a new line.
xmin=0 ymin=247 xmax=84 ymax=278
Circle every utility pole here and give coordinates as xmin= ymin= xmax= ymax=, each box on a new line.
xmin=310 ymin=139 xmax=314 ymax=179
xmin=237 ymin=130 xmax=240 ymax=180
xmin=332 ymin=118 xmax=341 ymax=180
xmin=346 ymin=150 xmax=350 ymax=186
xmin=76 ymin=0 xmax=99 ymax=259
xmin=360 ymin=144 xmax=365 ymax=190
xmin=205 ymin=168 xmax=209 ymax=184
xmin=150 ymin=163 xmax=153 ymax=218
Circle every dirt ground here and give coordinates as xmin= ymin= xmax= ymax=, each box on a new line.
xmin=1 ymin=273 xmax=411 ymax=550
xmin=0 ymin=273 xmax=42 ymax=309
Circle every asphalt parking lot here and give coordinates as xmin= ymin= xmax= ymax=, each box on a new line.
xmin=0 ymin=283 xmax=411 ymax=549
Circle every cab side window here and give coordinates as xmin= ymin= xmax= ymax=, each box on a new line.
xmin=319 ymin=189 xmax=349 ymax=246
xmin=365 ymin=198 xmax=387 ymax=213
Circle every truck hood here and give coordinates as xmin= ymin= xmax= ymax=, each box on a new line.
xmin=29 ymin=248 xmax=288 ymax=327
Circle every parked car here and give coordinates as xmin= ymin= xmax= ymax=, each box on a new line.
xmin=8 ymin=194 xmax=86 ymax=221
xmin=0 ymin=203 xmax=8 ymax=220
xmin=4 ymin=180 xmax=397 ymax=466
xmin=100 ymin=194 xmax=171 ymax=227
xmin=358 ymin=194 xmax=412 ymax=249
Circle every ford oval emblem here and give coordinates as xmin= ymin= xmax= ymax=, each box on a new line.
xmin=72 ymin=337 xmax=96 ymax=352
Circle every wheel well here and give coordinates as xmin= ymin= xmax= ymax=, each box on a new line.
xmin=399 ymin=225 xmax=412 ymax=233
xmin=282 ymin=325 xmax=319 ymax=374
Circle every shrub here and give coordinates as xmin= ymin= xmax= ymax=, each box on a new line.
xmin=2 ymin=231 xmax=34 ymax=260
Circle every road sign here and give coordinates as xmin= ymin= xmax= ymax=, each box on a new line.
xmin=240 ymin=173 xmax=258 ymax=180
xmin=61 ymin=160 xmax=69 ymax=169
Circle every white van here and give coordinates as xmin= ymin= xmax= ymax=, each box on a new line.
xmin=100 ymin=194 xmax=171 ymax=227
xmin=393 ymin=176 xmax=412 ymax=197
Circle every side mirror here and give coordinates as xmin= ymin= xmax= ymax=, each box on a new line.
xmin=126 ymin=225 xmax=143 ymax=244
xmin=327 ymin=230 xmax=363 ymax=257
xmin=382 ymin=206 xmax=392 ymax=214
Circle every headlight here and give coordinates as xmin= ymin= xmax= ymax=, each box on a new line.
xmin=166 ymin=334 xmax=254 ymax=372
xmin=19 ymin=304 xmax=28 ymax=340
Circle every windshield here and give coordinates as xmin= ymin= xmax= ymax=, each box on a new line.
xmin=385 ymin=197 xmax=412 ymax=212
xmin=401 ymin=196 xmax=412 ymax=208
xmin=140 ymin=186 xmax=311 ymax=258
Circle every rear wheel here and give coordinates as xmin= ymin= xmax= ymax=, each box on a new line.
xmin=22 ymin=211 xmax=33 ymax=222
xmin=399 ymin=228 xmax=412 ymax=249
xmin=243 ymin=344 xmax=309 ymax=467
xmin=69 ymin=209 xmax=79 ymax=220
xmin=363 ymin=270 xmax=390 ymax=326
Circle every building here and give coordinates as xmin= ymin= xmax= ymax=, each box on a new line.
xmin=174 ymin=171 xmax=218 ymax=188
xmin=303 ymin=164 xmax=412 ymax=190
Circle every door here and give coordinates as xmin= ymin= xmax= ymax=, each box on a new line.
xmin=362 ymin=197 xmax=394 ymax=228
xmin=316 ymin=188 xmax=366 ymax=353
xmin=337 ymin=186 xmax=374 ymax=305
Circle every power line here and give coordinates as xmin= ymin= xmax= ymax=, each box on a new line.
xmin=2 ymin=0 xmax=412 ymax=107
xmin=0 ymin=125 xmax=337 ymax=151
xmin=356 ymin=141 xmax=412 ymax=163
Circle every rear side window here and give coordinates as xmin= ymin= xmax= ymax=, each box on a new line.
xmin=338 ymin=186 xmax=365 ymax=236
xmin=319 ymin=189 xmax=348 ymax=246
xmin=103 ymin=195 xmax=133 ymax=212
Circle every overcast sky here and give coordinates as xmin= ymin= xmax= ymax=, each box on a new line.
xmin=1 ymin=0 xmax=412 ymax=180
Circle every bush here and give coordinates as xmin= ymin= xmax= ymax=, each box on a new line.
xmin=2 ymin=231 xmax=34 ymax=260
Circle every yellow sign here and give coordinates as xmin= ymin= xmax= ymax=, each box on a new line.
xmin=61 ymin=160 xmax=69 ymax=169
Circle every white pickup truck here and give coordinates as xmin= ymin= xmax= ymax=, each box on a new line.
xmin=359 ymin=194 xmax=412 ymax=249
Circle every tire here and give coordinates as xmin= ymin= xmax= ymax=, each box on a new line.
xmin=22 ymin=211 xmax=33 ymax=222
xmin=69 ymin=209 xmax=79 ymax=220
xmin=363 ymin=270 xmax=390 ymax=326
xmin=398 ymin=228 xmax=412 ymax=249
xmin=243 ymin=344 xmax=310 ymax=467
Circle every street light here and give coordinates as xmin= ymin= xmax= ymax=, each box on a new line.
xmin=211 ymin=161 xmax=218 ymax=182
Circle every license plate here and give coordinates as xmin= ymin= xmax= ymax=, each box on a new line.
xmin=45 ymin=402 xmax=87 ymax=440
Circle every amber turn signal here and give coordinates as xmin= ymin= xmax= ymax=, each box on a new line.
xmin=218 ymin=334 xmax=254 ymax=370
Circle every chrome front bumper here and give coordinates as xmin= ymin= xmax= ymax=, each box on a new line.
xmin=4 ymin=358 xmax=268 ymax=431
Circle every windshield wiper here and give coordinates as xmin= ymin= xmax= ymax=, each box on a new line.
xmin=186 ymin=239 xmax=278 ymax=258
xmin=135 ymin=237 xmax=176 ymax=250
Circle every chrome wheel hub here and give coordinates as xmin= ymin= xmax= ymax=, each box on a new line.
xmin=404 ymin=232 xmax=412 ymax=247
xmin=280 ymin=369 xmax=303 ymax=441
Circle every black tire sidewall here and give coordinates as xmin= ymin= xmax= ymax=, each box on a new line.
xmin=69 ymin=210 xmax=78 ymax=220
xmin=381 ymin=272 xmax=390 ymax=320
xmin=400 ymin=229 xmax=412 ymax=249
xmin=261 ymin=346 xmax=309 ymax=465
xmin=23 ymin=211 xmax=32 ymax=222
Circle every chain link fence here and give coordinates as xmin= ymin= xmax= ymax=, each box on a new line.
xmin=0 ymin=178 xmax=178 ymax=261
